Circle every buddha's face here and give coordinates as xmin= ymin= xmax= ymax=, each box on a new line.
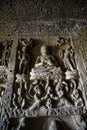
xmin=41 ymin=45 xmax=48 ymax=55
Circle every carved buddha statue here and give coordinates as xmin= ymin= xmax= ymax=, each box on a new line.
xmin=35 ymin=45 xmax=58 ymax=68
xmin=30 ymin=45 xmax=63 ymax=80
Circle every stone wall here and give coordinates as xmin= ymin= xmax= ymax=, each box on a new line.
xmin=0 ymin=1 xmax=87 ymax=130
xmin=0 ymin=0 xmax=87 ymax=23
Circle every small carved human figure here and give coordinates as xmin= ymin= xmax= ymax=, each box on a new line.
xmin=12 ymin=93 xmax=18 ymax=109
xmin=18 ymin=40 xmax=30 ymax=74
xmin=46 ymin=98 xmax=52 ymax=110
xmin=0 ymin=71 xmax=7 ymax=98
xmin=29 ymin=84 xmax=42 ymax=111
xmin=2 ymin=41 xmax=12 ymax=66
xmin=63 ymin=47 xmax=76 ymax=71
xmin=0 ymin=87 xmax=5 ymax=97
xmin=54 ymin=79 xmax=73 ymax=107
xmin=15 ymin=74 xmax=30 ymax=109
xmin=70 ymin=89 xmax=84 ymax=107
xmin=13 ymin=87 xmax=26 ymax=109
xmin=18 ymin=38 xmax=34 ymax=75
xmin=41 ymin=85 xmax=58 ymax=109
xmin=12 ymin=87 xmax=24 ymax=109
xmin=55 ymin=79 xmax=63 ymax=97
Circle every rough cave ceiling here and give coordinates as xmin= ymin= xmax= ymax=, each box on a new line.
xmin=0 ymin=0 xmax=87 ymax=22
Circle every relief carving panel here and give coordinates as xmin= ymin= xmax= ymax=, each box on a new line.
xmin=0 ymin=21 xmax=87 ymax=130
xmin=11 ymin=37 xmax=86 ymax=116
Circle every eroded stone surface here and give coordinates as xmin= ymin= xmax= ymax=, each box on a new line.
xmin=0 ymin=0 xmax=87 ymax=22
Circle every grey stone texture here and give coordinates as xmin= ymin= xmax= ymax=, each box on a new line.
xmin=0 ymin=0 xmax=87 ymax=130
xmin=0 ymin=0 xmax=87 ymax=23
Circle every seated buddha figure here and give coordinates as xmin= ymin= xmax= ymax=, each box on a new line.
xmin=35 ymin=45 xmax=57 ymax=68
xmin=30 ymin=45 xmax=59 ymax=79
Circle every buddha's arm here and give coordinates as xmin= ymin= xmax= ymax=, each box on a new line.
xmin=35 ymin=56 xmax=43 ymax=67
xmin=46 ymin=56 xmax=58 ymax=66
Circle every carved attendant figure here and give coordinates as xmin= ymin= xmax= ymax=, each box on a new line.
xmin=2 ymin=41 xmax=12 ymax=66
xmin=29 ymin=85 xmax=42 ymax=111
xmin=18 ymin=41 xmax=30 ymax=74
xmin=63 ymin=47 xmax=77 ymax=71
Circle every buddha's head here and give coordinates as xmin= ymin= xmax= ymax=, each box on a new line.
xmin=41 ymin=45 xmax=48 ymax=56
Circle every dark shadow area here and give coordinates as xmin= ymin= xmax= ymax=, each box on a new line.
xmin=8 ymin=116 xmax=72 ymax=130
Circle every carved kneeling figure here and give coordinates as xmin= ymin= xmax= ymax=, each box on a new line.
xmin=29 ymin=85 xmax=43 ymax=111
xmin=71 ymin=89 xmax=84 ymax=107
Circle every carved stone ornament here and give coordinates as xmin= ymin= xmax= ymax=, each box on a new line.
xmin=11 ymin=37 xmax=86 ymax=116
xmin=0 ymin=40 xmax=13 ymax=99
